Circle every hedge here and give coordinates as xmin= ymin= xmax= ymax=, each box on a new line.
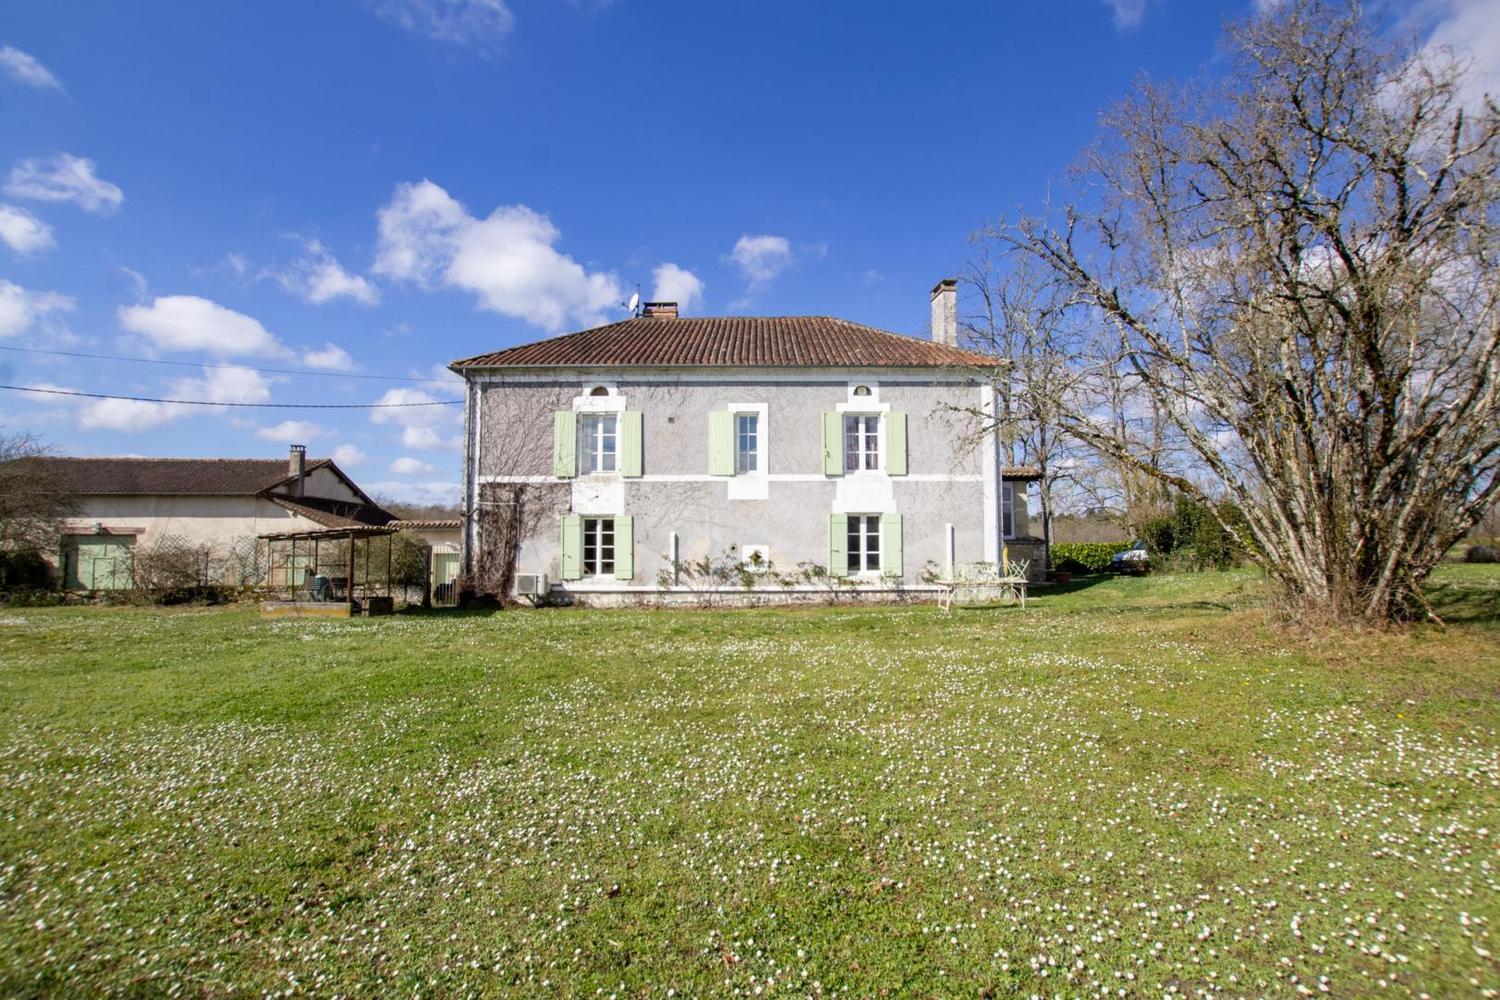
xmin=1050 ymin=542 xmax=1122 ymax=574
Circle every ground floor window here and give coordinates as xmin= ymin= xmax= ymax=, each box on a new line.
xmin=582 ymin=517 xmax=615 ymax=576
xmin=1002 ymin=482 xmax=1014 ymax=538
xmin=846 ymin=514 xmax=881 ymax=574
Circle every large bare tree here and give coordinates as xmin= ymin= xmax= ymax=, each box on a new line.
xmin=0 ymin=431 xmax=72 ymax=557
xmin=999 ymin=0 xmax=1500 ymax=625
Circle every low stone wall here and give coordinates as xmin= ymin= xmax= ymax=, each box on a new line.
xmin=555 ymin=585 xmax=947 ymax=609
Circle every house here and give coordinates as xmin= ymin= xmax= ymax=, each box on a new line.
xmin=35 ymin=446 xmax=395 ymax=590
xmin=450 ymin=280 xmax=1043 ymax=604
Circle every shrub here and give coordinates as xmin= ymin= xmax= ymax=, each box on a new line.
xmin=0 ymin=548 xmax=52 ymax=590
xmin=1467 ymin=544 xmax=1498 ymax=564
xmin=1050 ymin=542 xmax=1121 ymax=574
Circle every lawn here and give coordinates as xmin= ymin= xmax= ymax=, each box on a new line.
xmin=1 ymin=568 xmax=1498 ymax=997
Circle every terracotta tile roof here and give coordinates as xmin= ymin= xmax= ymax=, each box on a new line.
xmin=391 ymin=518 xmax=462 ymax=530
xmin=29 ymin=457 xmax=335 ymax=496
xmin=268 ymin=495 xmax=398 ymax=530
xmin=450 ymin=316 xmax=993 ymax=370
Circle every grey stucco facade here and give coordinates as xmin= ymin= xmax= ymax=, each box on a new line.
xmin=460 ymin=366 xmax=1039 ymax=602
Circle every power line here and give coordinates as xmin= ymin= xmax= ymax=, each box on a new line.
xmin=0 ymin=384 xmax=462 ymax=408
xmin=0 ymin=344 xmax=452 ymax=383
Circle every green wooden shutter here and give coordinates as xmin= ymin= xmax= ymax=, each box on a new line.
xmin=553 ymin=411 xmax=577 ymax=478
xmin=708 ymin=411 xmax=733 ymax=476
xmin=560 ymin=514 xmax=582 ymax=580
xmin=881 ymin=512 xmax=903 ymax=577
xmin=829 ymin=512 xmax=849 ymax=577
xmin=620 ymin=411 xmax=644 ymax=477
xmin=886 ymin=412 xmax=908 ymax=476
xmin=613 ymin=515 xmax=634 ymax=580
xmin=822 ymin=412 xmax=842 ymax=476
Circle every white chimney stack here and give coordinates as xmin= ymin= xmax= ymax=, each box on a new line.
xmin=930 ymin=278 xmax=957 ymax=347
xmin=288 ymin=444 xmax=306 ymax=497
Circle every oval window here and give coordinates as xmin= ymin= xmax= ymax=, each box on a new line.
xmin=853 ymin=385 xmax=872 ymax=397
xmin=588 ymin=386 xmax=610 ymax=397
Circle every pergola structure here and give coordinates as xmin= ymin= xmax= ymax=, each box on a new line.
xmin=258 ymin=525 xmax=398 ymax=616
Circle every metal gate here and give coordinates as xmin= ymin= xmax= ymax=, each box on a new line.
xmin=431 ymin=551 xmax=460 ymax=607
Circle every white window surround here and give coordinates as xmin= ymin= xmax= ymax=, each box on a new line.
xmin=572 ymin=382 xmax=625 ymax=413
xmin=842 ymin=413 xmax=882 ymax=474
xmin=724 ymin=402 xmax=769 ymax=477
xmin=578 ymin=413 xmax=619 ymax=475
xmin=581 ymin=515 xmax=616 ymax=577
xmin=846 ymin=513 xmax=882 ymax=575
xmin=725 ymin=401 xmax=769 ymax=501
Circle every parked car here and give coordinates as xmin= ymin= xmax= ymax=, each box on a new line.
xmin=1111 ymin=541 xmax=1150 ymax=574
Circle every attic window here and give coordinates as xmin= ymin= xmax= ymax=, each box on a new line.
xmin=852 ymin=385 xmax=872 ymax=397
xmin=588 ymin=386 xmax=610 ymax=397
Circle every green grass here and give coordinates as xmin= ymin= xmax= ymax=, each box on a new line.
xmin=2 ymin=568 xmax=1498 ymax=997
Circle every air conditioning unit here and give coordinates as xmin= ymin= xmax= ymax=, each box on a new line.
xmin=515 ymin=573 xmax=548 ymax=597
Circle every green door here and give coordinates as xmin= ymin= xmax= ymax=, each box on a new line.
xmin=64 ymin=535 xmax=134 ymax=590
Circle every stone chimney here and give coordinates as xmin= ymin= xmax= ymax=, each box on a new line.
xmin=930 ymin=279 xmax=958 ymax=347
xmin=288 ymin=444 xmax=306 ymax=497
xmin=641 ymin=301 xmax=678 ymax=319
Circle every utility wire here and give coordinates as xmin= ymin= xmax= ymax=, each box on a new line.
xmin=0 ymin=344 xmax=452 ymax=383
xmin=0 ymin=384 xmax=461 ymax=408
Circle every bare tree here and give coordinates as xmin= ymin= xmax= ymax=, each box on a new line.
xmin=960 ymin=255 xmax=1089 ymax=558
xmin=0 ymin=432 xmax=73 ymax=556
xmin=996 ymin=0 xmax=1500 ymax=625
xmin=467 ymin=379 xmax=569 ymax=602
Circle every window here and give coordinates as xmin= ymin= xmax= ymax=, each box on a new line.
xmin=847 ymin=515 xmax=881 ymax=573
xmin=579 ymin=414 xmax=618 ymax=474
xmin=735 ymin=412 xmax=759 ymax=474
xmin=852 ymin=384 xmax=872 ymax=397
xmin=588 ymin=385 xmax=611 ymax=397
xmin=843 ymin=415 xmax=880 ymax=472
xmin=1002 ymin=482 xmax=1015 ymax=538
xmin=582 ymin=517 xmax=615 ymax=576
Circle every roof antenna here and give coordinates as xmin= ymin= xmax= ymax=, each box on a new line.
xmin=623 ymin=288 xmax=640 ymax=317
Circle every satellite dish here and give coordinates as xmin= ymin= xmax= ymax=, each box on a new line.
xmin=626 ymin=291 xmax=640 ymax=314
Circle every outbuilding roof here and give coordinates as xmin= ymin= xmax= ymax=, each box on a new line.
xmin=29 ymin=457 xmax=337 ymax=497
xmin=451 ymin=316 xmax=994 ymax=370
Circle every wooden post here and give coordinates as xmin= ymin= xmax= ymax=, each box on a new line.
xmin=346 ymin=531 xmax=356 ymax=604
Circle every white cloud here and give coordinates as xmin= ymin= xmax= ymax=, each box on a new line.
xmin=0 ymin=278 xmax=71 ymax=338
xmin=374 ymin=179 xmax=623 ymax=332
xmin=1410 ymin=0 xmax=1500 ymax=110
xmin=401 ymin=424 xmax=461 ymax=450
xmin=303 ymin=342 xmax=357 ymax=371
xmin=391 ymin=456 xmax=435 ymax=475
xmin=256 ymin=419 xmax=324 ymax=442
xmin=332 ymin=443 xmax=367 ymax=467
xmin=1102 ymin=0 xmax=1148 ymax=30
xmin=76 ymin=366 xmax=272 ymax=433
xmin=272 ymin=239 xmax=380 ymax=305
xmin=0 ymin=203 xmax=54 ymax=254
xmin=78 ymin=397 xmax=181 ymax=433
xmin=370 ymin=386 xmax=463 ymax=451
xmin=5 ymin=153 xmax=123 ymax=214
xmin=364 ymin=478 xmax=462 ymax=506
xmin=0 ymin=46 xmax=64 ymax=92
xmin=727 ymin=234 xmax=794 ymax=286
xmin=119 ymin=295 xmax=286 ymax=357
xmin=367 ymin=0 xmax=515 ymax=56
xmin=650 ymin=262 xmax=704 ymax=312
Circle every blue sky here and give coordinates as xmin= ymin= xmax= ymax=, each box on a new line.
xmin=1 ymin=0 xmax=1493 ymax=505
